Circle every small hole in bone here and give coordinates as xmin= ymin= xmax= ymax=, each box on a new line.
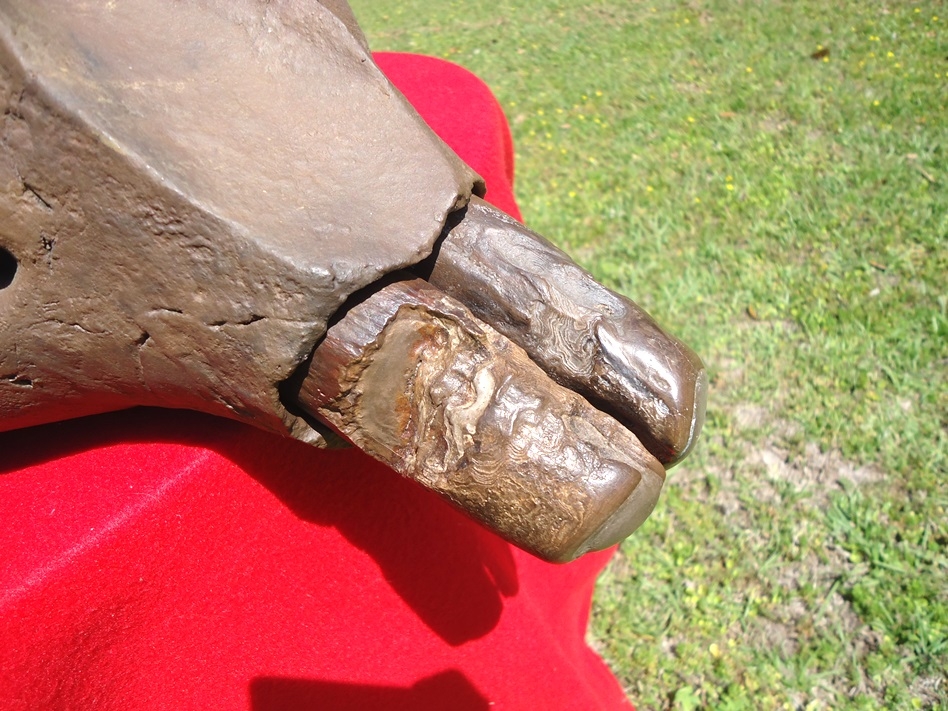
xmin=0 ymin=247 xmax=17 ymax=289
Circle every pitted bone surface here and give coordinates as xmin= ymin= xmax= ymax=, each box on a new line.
xmin=0 ymin=0 xmax=479 ymax=439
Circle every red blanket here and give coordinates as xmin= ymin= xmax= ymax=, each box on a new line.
xmin=0 ymin=53 xmax=632 ymax=710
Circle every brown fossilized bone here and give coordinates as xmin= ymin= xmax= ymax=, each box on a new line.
xmin=0 ymin=0 xmax=479 ymax=440
xmin=0 ymin=0 xmax=705 ymax=562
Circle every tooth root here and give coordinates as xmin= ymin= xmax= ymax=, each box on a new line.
xmin=296 ymin=278 xmax=665 ymax=563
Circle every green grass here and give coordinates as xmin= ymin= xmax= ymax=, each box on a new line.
xmin=350 ymin=1 xmax=947 ymax=708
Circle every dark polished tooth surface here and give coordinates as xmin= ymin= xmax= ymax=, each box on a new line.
xmin=419 ymin=197 xmax=707 ymax=467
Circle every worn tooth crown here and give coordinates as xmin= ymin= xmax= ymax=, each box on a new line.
xmin=299 ymin=278 xmax=666 ymax=563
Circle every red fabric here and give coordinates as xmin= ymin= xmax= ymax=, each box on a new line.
xmin=0 ymin=53 xmax=631 ymax=710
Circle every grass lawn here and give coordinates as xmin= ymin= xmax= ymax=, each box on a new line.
xmin=350 ymin=1 xmax=947 ymax=708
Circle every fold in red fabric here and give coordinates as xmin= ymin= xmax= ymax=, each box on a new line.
xmin=0 ymin=53 xmax=632 ymax=710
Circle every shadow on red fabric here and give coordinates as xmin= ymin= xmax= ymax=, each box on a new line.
xmin=250 ymin=670 xmax=490 ymax=710
xmin=0 ymin=53 xmax=633 ymax=710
